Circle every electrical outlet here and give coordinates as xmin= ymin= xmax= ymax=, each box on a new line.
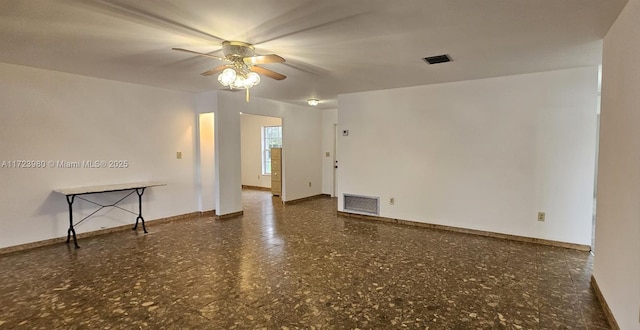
xmin=390 ymin=197 xmax=395 ymax=205
xmin=537 ymin=212 xmax=545 ymax=222
xmin=176 ymin=151 xmax=182 ymax=159
xmin=308 ymin=182 xmax=312 ymax=187
xmin=257 ymin=175 xmax=260 ymax=180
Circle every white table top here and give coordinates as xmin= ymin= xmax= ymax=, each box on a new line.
xmin=53 ymin=181 xmax=166 ymax=196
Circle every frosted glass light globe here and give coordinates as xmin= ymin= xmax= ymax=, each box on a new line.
xmin=218 ymin=68 xmax=236 ymax=86
xmin=232 ymin=75 xmax=247 ymax=89
xmin=246 ymin=72 xmax=260 ymax=86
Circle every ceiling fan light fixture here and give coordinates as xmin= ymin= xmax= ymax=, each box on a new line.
xmin=219 ymin=68 xmax=261 ymax=90
xmin=218 ymin=68 xmax=236 ymax=86
xmin=174 ymin=40 xmax=285 ymax=101
xmin=232 ymin=75 xmax=247 ymax=89
xmin=227 ymin=72 xmax=261 ymax=89
xmin=307 ymin=98 xmax=319 ymax=106
xmin=246 ymin=72 xmax=260 ymax=86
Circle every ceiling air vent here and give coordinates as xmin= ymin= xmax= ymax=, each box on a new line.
xmin=423 ymin=54 xmax=451 ymax=64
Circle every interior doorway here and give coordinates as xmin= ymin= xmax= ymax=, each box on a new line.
xmin=198 ymin=112 xmax=215 ymax=213
xmin=239 ymin=113 xmax=283 ymax=199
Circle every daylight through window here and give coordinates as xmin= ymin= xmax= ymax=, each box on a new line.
xmin=262 ymin=126 xmax=282 ymax=175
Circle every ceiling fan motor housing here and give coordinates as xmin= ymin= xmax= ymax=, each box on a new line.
xmin=223 ymin=41 xmax=255 ymax=59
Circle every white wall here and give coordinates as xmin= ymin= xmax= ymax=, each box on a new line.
xmin=0 ymin=62 xmax=198 ymax=248
xmin=593 ymin=0 xmax=640 ymax=327
xmin=240 ymin=114 xmax=282 ymax=188
xmin=337 ymin=67 xmax=598 ymax=245
xmin=196 ymin=91 xmax=322 ymax=213
xmin=322 ymin=109 xmax=338 ymax=196
xmin=277 ymin=101 xmax=323 ymax=201
xmin=196 ymin=91 xmax=243 ymax=216
xmin=0 ymin=63 xmax=323 ymax=247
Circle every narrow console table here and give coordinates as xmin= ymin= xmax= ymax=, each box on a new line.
xmin=53 ymin=182 xmax=166 ymax=248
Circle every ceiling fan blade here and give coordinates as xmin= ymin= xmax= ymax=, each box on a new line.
xmin=172 ymin=48 xmax=225 ymax=61
xmin=244 ymin=54 xmax=286 ymax=65
xmin=251 ymin=66 xmax=287 ymax=80
xmin=201 ymin=65 xmax=229 ymax=76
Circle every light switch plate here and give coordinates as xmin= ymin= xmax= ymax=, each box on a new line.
xmin=176 ymin=151 xmax=182 ymax=159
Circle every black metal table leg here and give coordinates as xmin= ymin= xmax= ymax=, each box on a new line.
xmin=133 ymin=188 xmax=148 ymax=233
xmin=66 ymin=195 xmax=80 ymax=248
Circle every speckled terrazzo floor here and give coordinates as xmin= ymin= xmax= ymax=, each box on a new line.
xmin=0 ymin=190 xmax=610 ymax=329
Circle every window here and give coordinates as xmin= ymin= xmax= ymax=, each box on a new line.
xmin=262 ymin=126 xmax=282 ymax=174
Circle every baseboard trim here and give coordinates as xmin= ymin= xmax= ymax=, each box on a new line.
xmin=200 ymin=210 xmax=216 ymax=217
xmin=0 ymin=211 xmax=210 ymax=255
xmin=336 ymin=211 xmax=591 ymax=251
xmin=591 ymin=275 xmax=619 ymax=330
xmin=242 ymin=185 xmax=271 ymax=191
xmin=215 ymin=211 xmax=244 ymax=220
xmin=284 ymin=194 xmax=329 ymax=205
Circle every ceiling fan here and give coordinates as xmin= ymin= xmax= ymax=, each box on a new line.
xmin=173 ymin=41 xmax=286 ymax=101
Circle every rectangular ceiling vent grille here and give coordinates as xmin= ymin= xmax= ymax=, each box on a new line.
xmin=344 ymin=194 xmax=379 ymax=216
xmin=423 ymin=54 xmax=451 ymax=64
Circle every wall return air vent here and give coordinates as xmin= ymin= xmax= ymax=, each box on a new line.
xmin=344 ymin=194 xmax=379 ymax=216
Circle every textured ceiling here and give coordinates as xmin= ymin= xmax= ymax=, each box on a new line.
xmin=0 ymin=0 xmax=628 ymax=109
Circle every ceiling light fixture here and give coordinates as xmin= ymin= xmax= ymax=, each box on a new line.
xmin=174 ymin=41 xmax=286 ymax=103
xmin=307 ymin=98 xmax=319 ymax=106
xmin=218 ymin=66 xmax=261 ymax=102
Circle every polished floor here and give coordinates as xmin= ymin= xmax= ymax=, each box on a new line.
xmin=0 ymin=190 xmax=610 ymax=329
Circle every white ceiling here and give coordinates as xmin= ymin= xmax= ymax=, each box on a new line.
xmin=0 ymin=0 xmax=627 ymax=109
